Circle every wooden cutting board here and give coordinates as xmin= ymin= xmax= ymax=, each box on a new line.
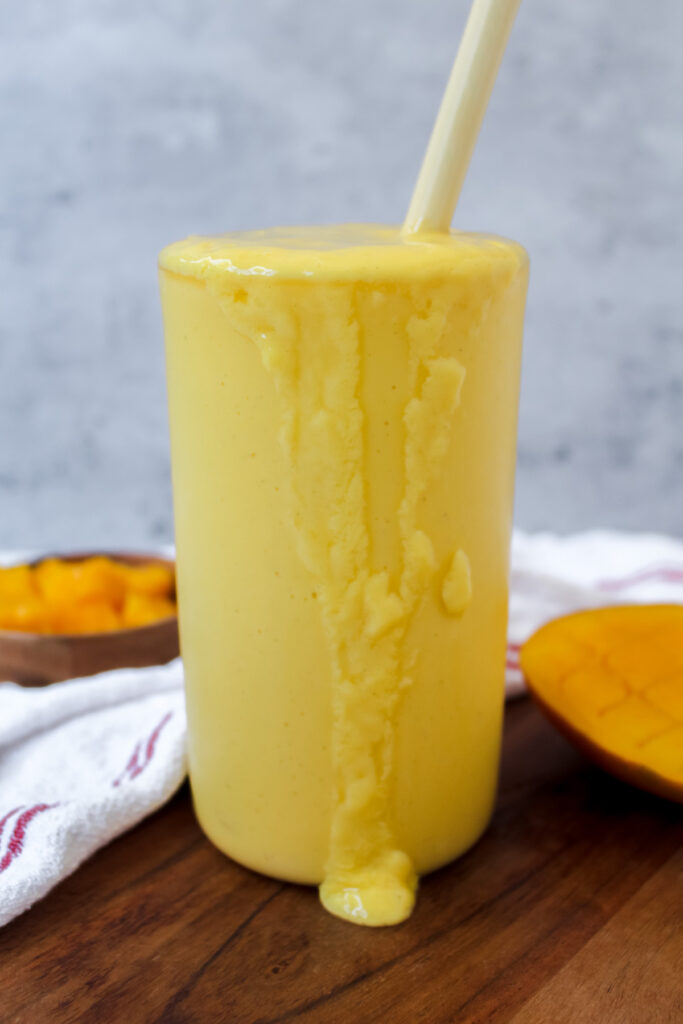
xmin=1 ymin=698 xmax=681 ymax=1023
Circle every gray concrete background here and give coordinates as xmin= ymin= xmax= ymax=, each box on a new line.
xmin=1 ymin=0 xmax=681 ymax=549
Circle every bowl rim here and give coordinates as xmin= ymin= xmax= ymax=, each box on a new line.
xmin=0 ymin=549 xmax=178 ymax=643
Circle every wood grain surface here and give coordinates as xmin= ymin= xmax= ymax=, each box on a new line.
xmin=1 ymin=699 xmax=681 ymax=1023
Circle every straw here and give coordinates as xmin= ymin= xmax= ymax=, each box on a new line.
xmin=402 ymin=0 xmax=522 ymax=235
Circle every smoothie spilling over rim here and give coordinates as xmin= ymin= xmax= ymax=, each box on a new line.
xmin=161 ymin=225 xmax=527 ymax=926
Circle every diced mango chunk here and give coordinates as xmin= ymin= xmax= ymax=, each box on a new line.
xmin=597 ymin=695 xmax=673 ymax=752
xmin=0 ymin=565 xmax=38 ymax=603
xmin=639 ymin=727 xmax=683 ymax=776
xmin=0 ymin=599 xmax=45 ymax=633
xmin=115 ymin=563 xmax=175 ymax=598
xmin=51 ymin=599 xmax=122 ymax=635
xmin=607 ymin=638 xmax=683 ymax=691
xmin=563 ymin=668 xmax=624 ymax=717
xmin=122 ymin=593 xmax=176 ymax=629
xmin=0 ymin=556 xmax=176 ymax=636
xmin=35 ymin=557 xmax=126 ymax=608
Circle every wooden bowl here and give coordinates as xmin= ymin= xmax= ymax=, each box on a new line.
xmin=0 ymin=551 xmax=180 ymax=686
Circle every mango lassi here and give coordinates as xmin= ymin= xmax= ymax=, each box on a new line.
xmin=159 ymin=224 xmax=528 ymax=926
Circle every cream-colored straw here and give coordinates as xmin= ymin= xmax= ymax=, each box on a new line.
xmin=402 ymin=0 xmax=522 ymax=235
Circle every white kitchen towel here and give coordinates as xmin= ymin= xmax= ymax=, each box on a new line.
xmin=2 ymin=528 xmax=683 ymax=927
xmin=0 ymin=660 xmax=186 ymax=927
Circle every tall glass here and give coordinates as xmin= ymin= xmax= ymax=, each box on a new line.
xmin=159 ymin=225 xmax=528 ymax=925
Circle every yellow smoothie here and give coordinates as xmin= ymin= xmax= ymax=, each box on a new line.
xmin=159 ymin=224 xmax=528 ymax=926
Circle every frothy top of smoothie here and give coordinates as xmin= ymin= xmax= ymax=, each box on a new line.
xmin=159 ymin=224 xmax=527 ymax=281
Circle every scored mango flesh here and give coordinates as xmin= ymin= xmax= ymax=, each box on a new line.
xmin=521 ymin=605 xmax=683 ymax=803
xmin=0 ymin=557 xmax=176 ymax=635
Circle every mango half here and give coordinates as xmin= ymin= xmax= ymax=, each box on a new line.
xmin=520 ymin=605 xmax=683 ymax=803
